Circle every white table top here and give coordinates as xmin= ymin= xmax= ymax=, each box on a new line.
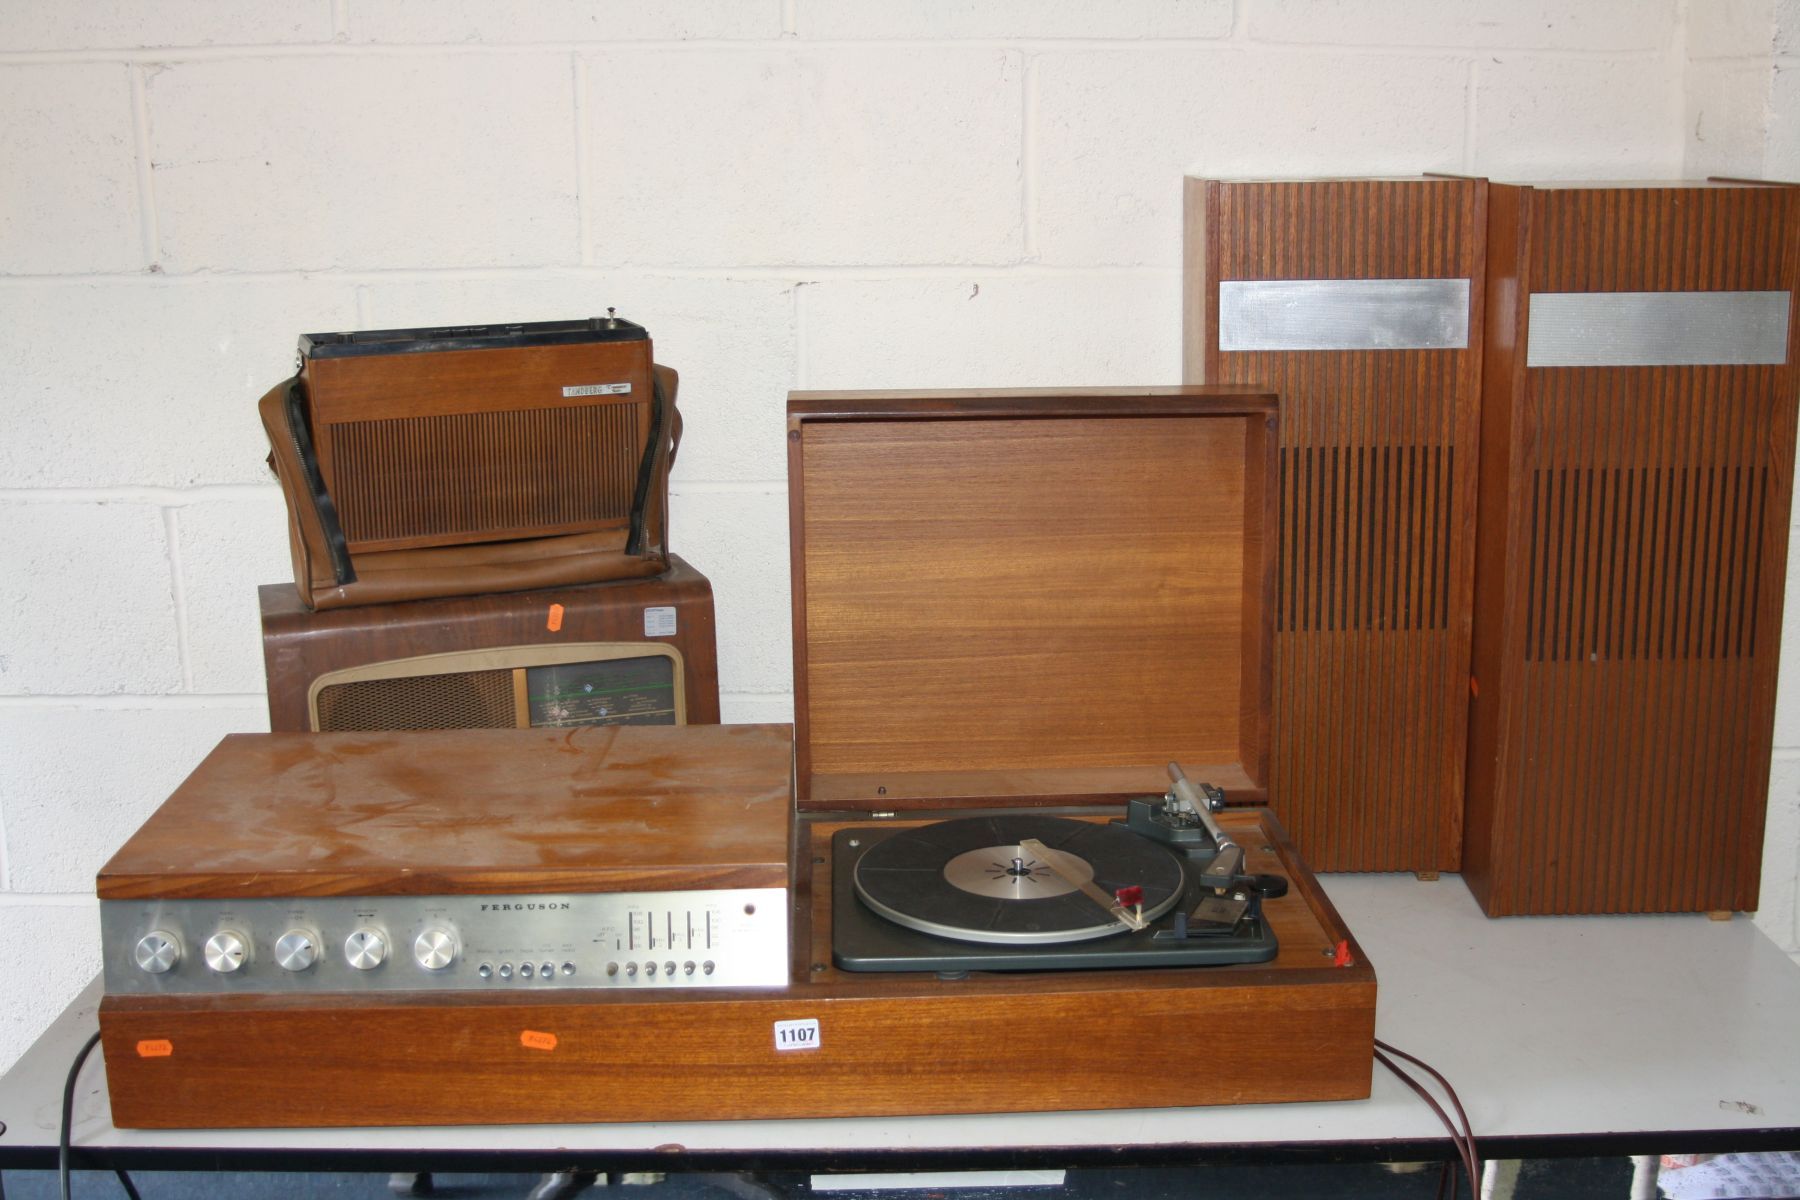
xmin=4 ymin=874 xmax=1797 ymax=1168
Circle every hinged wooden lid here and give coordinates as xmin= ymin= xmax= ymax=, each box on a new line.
xmin=98 ymin=725 xmax=794 ymax=899
xmin=786 ymin=387 xmax=1278 ymax=811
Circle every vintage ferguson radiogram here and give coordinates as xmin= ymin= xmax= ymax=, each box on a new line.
xmin=95 ymin=387 xmax=1374 ymax=1128
xmin=1184 ymin=175 xmax=1487 ymax=875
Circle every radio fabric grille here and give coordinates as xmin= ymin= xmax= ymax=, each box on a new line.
xmin=1278 ymin=445 xmax=1454 ymax=634
xmin=315 ymin=671 xmax=515 ymax=732
xmin=331 ymin=402 xmax=642 ymax=547
xmin=1526 ymin=465 xmax=1768 ymax=663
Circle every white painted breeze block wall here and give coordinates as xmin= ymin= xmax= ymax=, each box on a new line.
xmin=2 ymin=0 xmax=1797 ymax=1073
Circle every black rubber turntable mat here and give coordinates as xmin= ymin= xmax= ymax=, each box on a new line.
xmin=851 ymin=814 xmax=1185 ymax=944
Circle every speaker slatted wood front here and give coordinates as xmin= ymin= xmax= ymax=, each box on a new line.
xmin=1467 ymin=182 xmax=1800 ymax=916
xmin=1186 ymin=177 xmax=1483 ymax=872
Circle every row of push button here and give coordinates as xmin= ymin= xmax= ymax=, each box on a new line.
xmin=605 ymin=960 xmax=715 ymax=979
xmin=477 ymin=961 xmax=576 ymax=980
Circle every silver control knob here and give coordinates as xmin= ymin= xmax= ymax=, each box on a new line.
xmin=203 ymin=930 xmax=250 ymax=974
xmin=344 ymin=928 xmax=388 ymax=970
xmin=413 ymin=927 xmax=458 ymax=971
xmin=274 ymin=929 xmax=320 ymax=972
xmin=134 ymin=931 xmax=180 ymax=974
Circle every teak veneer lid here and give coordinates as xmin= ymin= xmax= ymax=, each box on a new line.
xmin=787 ymin=387 xmax=1276 ymax=809
xmin=97 ymin=725 xmax=793 ymax=900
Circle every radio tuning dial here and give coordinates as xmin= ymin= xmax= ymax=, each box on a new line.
xmin=413 ymin=927 xmax=458 ymax=971
xmin=134 ymin=931 xmax=181 ymax=974
xmin=344 ymin=928 xmax=388 ymax=970
xmin=274 ymin=929 xmax=320 ymax=972
xmin=203 ymin=930 xmax=250 ymax=974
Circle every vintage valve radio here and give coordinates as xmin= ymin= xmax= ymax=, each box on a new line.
xmin=258 ymin=556 xmax=721 ymax=733
xmin=262 ymin=315 xmax=680 ymax=611
xmin=297 ymin=315 xmax=658 ymax=555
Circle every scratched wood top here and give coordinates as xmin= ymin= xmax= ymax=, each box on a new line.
xmin=97 ymin=726 xmax=793 ymax=899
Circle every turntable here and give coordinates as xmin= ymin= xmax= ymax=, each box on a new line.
xmin=97 ymin=387 xmax=1375 ymax=1128
xmin=833 ymin=766 xmax=1284 ymax=973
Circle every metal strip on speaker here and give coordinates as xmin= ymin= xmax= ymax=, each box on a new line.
xmin=1217 ymin=278 xmax=1471 ymax=352
xmin=1526 ymin=291 xmax=1792 ymax=367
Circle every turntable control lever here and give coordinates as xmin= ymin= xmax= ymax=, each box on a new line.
xmin=1168 ymin=762 xmax=1244 ymax=889
xmin=1018 ymin=838 xmax=1149 ymax=932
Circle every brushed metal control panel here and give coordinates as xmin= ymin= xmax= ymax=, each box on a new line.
xmin=101 ymin=888 xmax=789 ymax=995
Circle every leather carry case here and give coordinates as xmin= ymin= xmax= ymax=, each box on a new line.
xmin=259 ymin=317 xmax=682 ymax=611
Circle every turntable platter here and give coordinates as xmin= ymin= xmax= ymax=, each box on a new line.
xmin=851 ymin=814 xmax=1185 ymax=945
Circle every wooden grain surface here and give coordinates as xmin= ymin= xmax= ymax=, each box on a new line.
xmin=100 ymin=809 xmax=1374 ymax=1127
xmin=96 ymin=725 xmax=793 ymax=899
xmin=258 ymin=556 xmax=720 ymax=732
xmin=304 ymin=340 xmax=654 ymax=554
xmin=1466 ymin=181 xmax=1800 ymax=915
xmin=787 ymin=390 xmax=1277 ymax=810
xmin=1184 ymin=176 xmax=1484 ymax=874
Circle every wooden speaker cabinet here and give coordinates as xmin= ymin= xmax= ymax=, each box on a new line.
xmin=259 ymin=556 xmax=720 ymax=732
xmin=1184 ymin=177 xmax=1487 ymax=872
xmin=1467 ymin=180 xmax=1800 ymax=915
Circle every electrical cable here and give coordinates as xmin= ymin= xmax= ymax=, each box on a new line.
xmin=59 ymin=1029 xmax=142 ymax=1200
xmin=1373 ymin=1037 xmax=1480 ymax=1200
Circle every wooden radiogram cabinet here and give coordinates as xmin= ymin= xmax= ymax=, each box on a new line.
xmin=95 ymin=390 xmax=1377 ymax=1128
xmin=1184 ymin=176 xmax=1487 ymax=873
xmin=1467 ymin=181 xmax=1800 ymax=915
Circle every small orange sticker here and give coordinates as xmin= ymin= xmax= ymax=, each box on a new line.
xmin=520 ymin=1030 xmax=558 ymax=1051
xmin=547 ymin=604 xmax=565 ymax=633
xmin=136 ymin=1039 xmax=174 ymax=1058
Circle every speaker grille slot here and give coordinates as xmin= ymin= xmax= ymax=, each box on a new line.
xmin=1278 ymin=444 xmax=1454 ymax=634
xmin=315 ymin=671 xmax=516 ymax=732
xmin=1526 ymin=464 xmax=1769 ymax=663
xmin=330 ymin=401 xmax=644 ymax=548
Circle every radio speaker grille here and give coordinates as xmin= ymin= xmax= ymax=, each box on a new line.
xmin=330 ymin=402 xmax=643 ymax=550
xmin=315 ymin=671 xmax=515 ymax=732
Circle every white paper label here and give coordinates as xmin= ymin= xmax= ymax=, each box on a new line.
xmin=561 ymin=382 xmax=633 ymax=398
xmin=773 ymin=1018 xmax=821 ymax=1052
xmin=643 ymin=606 xmax=677 ymax=637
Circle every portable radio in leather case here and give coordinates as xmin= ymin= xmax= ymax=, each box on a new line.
xmin=260 ymin=315 xmax=682 ymax=611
